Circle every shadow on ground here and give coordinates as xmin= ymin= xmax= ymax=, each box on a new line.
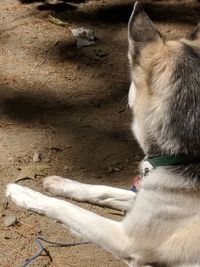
xmin=0 ymin=82 xmax=142 ymax=179
xmin=18 ymin=0 xmax=200 ymax=25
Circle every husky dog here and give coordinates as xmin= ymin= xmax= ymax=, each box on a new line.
xmin=6 ymin=2 xmax=200 ymax=266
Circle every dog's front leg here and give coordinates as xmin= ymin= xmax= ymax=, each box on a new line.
xmin=6 ymin=183 xmax=134 ymax=263
xmin=43 ymin=176 xmax=136 ymax=211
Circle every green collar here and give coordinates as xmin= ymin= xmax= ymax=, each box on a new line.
xmin=146 ymin=154 xmax=200 ymax=167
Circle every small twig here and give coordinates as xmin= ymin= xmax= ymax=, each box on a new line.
xmin=109 ymin=210 xmax=124 ymax=216
xmin=14 ymin=177 xmax=35 ymax=183
xmin=48 ymin=15 xmax=69 ymax=27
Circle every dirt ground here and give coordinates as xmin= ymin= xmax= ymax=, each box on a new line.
xmin=0 ymin=0 xmax=200 ymax=266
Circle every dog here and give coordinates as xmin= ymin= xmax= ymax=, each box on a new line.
xmin=6 ymin=2 xmax=200 ymax=266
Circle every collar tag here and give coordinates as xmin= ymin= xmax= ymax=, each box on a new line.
xmin=140 ymin=159 xmax=154 ymax=177
xmin=131 ymin=159 xmax=154 ymax=193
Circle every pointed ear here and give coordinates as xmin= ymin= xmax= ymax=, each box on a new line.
xmin=187 ymin=23 xmax=200 ymax=40
xmin=128 ymin=2 xmax=162 ymax=56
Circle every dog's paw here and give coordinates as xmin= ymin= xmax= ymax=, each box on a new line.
xmin=6 ymin=183 xmax=48 ymax=213
xmin=43 ymin=175 xmax=77 ymax=196
xmin=43 ymin=175 xmax=65 ymax=190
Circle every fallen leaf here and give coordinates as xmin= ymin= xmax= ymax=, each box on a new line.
xmin=15 ymin=163 xmax=51 ymax=183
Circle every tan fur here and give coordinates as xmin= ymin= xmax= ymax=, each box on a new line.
xmin=129 ymin=39 xmax=180 ymax=153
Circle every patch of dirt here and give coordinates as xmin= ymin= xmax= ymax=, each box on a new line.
xmin=0 ymin=0 xmax=199 ymax=266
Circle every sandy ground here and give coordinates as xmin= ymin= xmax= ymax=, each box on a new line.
xmin=0 ymin=0 xmax=200 ymax=266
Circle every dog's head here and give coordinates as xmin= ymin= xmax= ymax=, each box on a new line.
xmin=128 ymin=2 xmax=200 ymax=157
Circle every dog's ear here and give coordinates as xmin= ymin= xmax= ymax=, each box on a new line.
xmin=187 ymin=23 xmax=200 ymax=40
xmin=128 ymin=2 xmax=162 ymax=57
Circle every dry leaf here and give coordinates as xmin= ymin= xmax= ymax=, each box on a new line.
xmin=15 ymin=163 xmax=51 ymax=183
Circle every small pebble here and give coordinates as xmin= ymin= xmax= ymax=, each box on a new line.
xmin=4 ymin=215 xmax=17 ymax=227
xmin=33 ymin=152 xmax=41 ymax=162
xmin=113 ymin=167 xmax=121 ymax=172
xmin=108 ymin=167 xmax=121 ymax=173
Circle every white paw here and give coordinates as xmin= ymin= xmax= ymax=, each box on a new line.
xmin=6 ymin=183 xmax=48 ymax=214
xmin=43 ymin=175 xmax=77 ymax=196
